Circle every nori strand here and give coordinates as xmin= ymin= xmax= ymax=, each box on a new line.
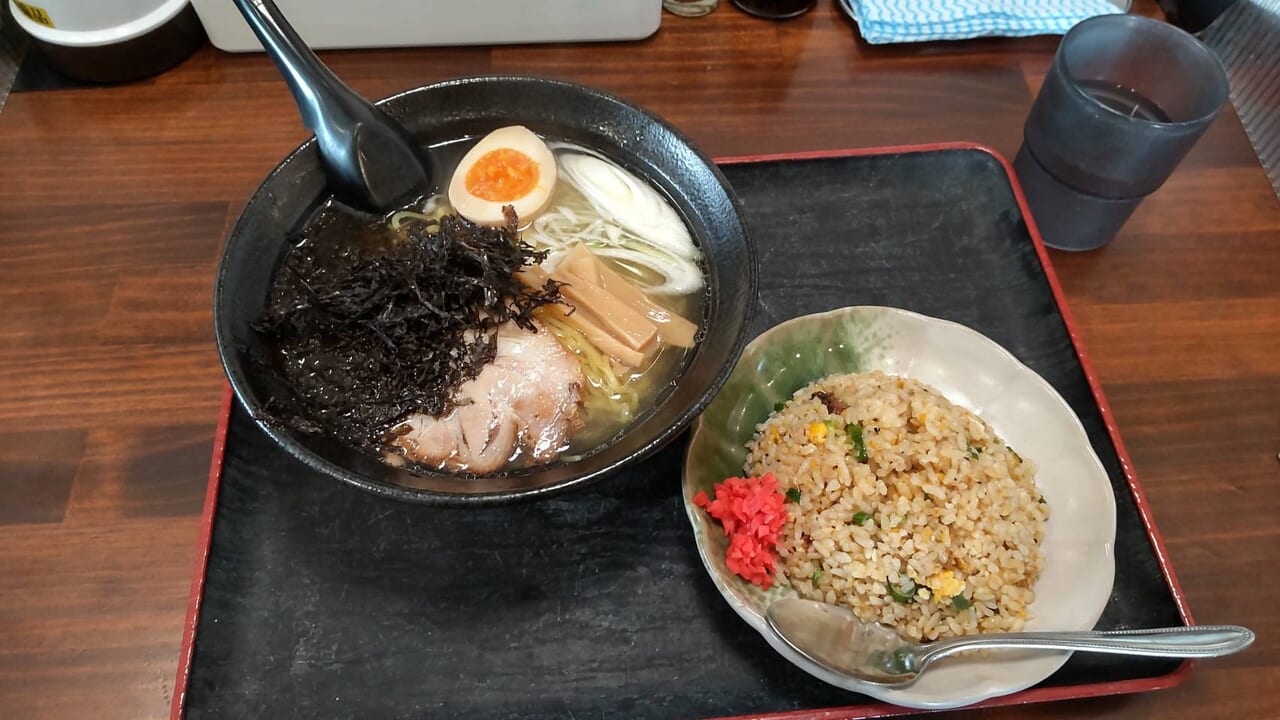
xmin=252 ymin=206 xmax=564 ymax=450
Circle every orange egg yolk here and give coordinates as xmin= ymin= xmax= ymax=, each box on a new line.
xmin=464 ymin=148 xmax=539 ymax=202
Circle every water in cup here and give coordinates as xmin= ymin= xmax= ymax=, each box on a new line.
xmin=1078 ymin=80 xmax=1174 ymax=123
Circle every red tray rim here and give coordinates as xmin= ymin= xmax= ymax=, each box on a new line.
xmin=170 ymin=141 xmax=1193 ymax=720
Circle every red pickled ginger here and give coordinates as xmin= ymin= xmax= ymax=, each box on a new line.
xmin=693 ymin=472 xmax=787 ymax=589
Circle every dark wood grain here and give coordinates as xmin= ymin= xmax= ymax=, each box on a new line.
xmin=1 ymin=1 xmax=1277 ymax=719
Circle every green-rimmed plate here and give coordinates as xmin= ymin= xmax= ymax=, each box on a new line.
xmin=682 ymin=306 xmax=1117 ymax=709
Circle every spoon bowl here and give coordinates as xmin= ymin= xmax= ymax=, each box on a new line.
xmin=767 ymin=597 xmax=1254 ymax=688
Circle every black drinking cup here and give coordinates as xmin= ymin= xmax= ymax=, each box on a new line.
xmin=1015 ymin=15 xmax=1229 ymax=251
xmin=1162 ymin=0 xmax=1240 ymax=31
xmin=732 ymin=0 xmax=816 ymax=19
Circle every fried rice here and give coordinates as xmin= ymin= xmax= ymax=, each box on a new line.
xmin=745 ymin=370 xmax=1048 ymax=641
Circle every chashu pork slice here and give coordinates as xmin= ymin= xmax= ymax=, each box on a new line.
xmin=393 ymin=321 xmax=584 ymax=473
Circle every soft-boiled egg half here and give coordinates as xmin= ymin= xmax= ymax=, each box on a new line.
xmin=448 ymin=125 xmax=556 ymax=226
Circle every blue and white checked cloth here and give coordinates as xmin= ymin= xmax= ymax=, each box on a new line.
xmin=843 ymin=0 xmax=1128 ymax=44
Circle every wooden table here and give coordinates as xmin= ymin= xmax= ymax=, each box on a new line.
xmin=2 ymin=1 xmax=1277 ymax=718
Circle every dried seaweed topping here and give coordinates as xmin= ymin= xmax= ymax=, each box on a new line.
xmin=254 ymin=206 xmax=562 ymax=446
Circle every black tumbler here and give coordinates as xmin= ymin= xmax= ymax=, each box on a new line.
xmin=1014 ymin=15 xmax=1229 ymax=251
xmin=1160 ymin=0 xmax=1241 ymax=31
xmin=732 ymin=0 xmax=816 ymax=19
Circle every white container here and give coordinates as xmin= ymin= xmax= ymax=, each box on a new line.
xmin=9 ymin=0 xmax=189 ymax=46
xmin=190 ymin=0 xmax=663 ymax=53
xmin=8 ymin=0 xmax=205 ymax=82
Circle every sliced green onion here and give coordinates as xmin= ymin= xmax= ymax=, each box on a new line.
xmin=968 ymin=447 xmax=981 ymax=460
xmin=773 ymin=401 xmax=787 ymax=413
xmin=952 ymin=595 xmax=973 ymax=611
xmin=847 ymin=423 xmax=869 ymax=463
xmin=1006 ymin=445 xmax=1023 ymax=462
xmin=852 ymin=511 xmax=874 ymax=526
xmin=888 ymin=578 xmax=917 ymax=603
xmin=785 ymin=488 xmax=802 ymax=503
xmin=811 ymin=570 xmax=822 ymax=584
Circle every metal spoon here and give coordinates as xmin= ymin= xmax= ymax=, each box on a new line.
xmin=767 ymin=597 xmax=1253 ymax=687
xmin=231 ymin=0 xmax=431 ymax=212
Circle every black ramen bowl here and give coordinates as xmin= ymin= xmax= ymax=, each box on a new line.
xmin=214 ymin=75 xmax=757 ymax=506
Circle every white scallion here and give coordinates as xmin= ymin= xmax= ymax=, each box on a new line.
xmin=557 ymin=153 xmax=700 ymax=261
xmin=523 ymin=156 xmax=705 ymax=296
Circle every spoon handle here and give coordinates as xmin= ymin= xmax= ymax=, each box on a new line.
xmin=229 ymin=0 xmax=429 ymax=211
xmin=920 ymin=625 xmax=1254 ymax=665
xmin=231 ymin=0 xmax=359 ymax=133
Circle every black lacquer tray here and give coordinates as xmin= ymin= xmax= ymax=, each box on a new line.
xmin=172 ymin=145 xmax=1191 ymax=720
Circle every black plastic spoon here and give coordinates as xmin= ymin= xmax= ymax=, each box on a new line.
xmin=232 ymin=0 xmax=430 ymax=212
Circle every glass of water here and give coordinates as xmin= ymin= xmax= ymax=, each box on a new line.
xmin=1014 ymin=15 xmax=1229 ymax=251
